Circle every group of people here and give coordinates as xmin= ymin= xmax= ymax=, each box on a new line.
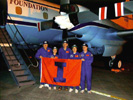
xmin=35 ymin=40 xmax=94 ymax=94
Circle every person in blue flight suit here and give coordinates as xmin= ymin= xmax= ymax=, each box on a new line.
xmin=49 ymin=47 xmax=58 ymax=90
xmin=58 ymin=40 xmax=72 ymax=91
xmin=35 ymin=41 xmax=52 ymax=88
xmin=69 ymin=44 xmax=80 ymax=93
xmin=80 ymin=43 xmax=94 ymax=94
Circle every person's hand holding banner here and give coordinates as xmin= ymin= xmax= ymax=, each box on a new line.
xmin=40 ymin=57 xmax=82 ymax=86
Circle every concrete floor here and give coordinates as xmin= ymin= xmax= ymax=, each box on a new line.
xmin=0 ymin=64 xmax=133 ymax=100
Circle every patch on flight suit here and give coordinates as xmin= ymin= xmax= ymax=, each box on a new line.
xmin=75 ymin=55 xmax=78 ymax=57
xmin=81 ymin=54 xmax=84 ymax=57
xmin=86 ymin=54 xmax=89 ymax=56
xmin=70 ymin=54 xmax=73 ymax=58
xmin=55 ymin=56 xmax=58 ymax=59
xmin=47 ymin=50 xmax=50 ymax=52
xmin=66 ymin=51 xmax=69 ymax=53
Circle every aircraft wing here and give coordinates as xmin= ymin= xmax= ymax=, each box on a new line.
xmin=117 ymin=30 xmax=133 ymax=40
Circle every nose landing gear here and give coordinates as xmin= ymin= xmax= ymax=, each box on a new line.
xmin=109 ymin=55 xmax=123 ymax=72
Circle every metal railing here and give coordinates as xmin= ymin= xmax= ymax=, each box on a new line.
xmin=0 ymin=28 xmax=17 ymax=60
xmin=4 ymin=14 xmax=38 ymax=68
xmin=0 ymin=28 xmax=21 ymax=67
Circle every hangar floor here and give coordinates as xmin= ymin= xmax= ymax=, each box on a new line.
xmin=0 ymin=62 xmax=133 ymax=100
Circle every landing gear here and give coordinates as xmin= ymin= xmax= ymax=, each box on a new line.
xmin=118 ymin=60 xmax=122 ymax=69
xmin=109 ymin=55 xmax=122 ymax=69
xmin=109 ymin=55 xmax=116 ymax=68
xmin=109 ymin=60 xmax=114 ymax=68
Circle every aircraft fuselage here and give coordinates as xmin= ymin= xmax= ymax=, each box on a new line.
xmin=0 ymin=0 xmax=128 ymax=56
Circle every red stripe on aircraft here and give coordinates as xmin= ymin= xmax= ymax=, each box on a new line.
xmin=115 ymin=2 xmax=124 ymax=17
xmin=101 ymin=7 xmax=105 ymax=20
xmin=38 ymin=23 xmax=41 ymax=31
xmin=117 ymin=3 xmax=122 ymax=17
xmin=99 ymin=7 xmax=107 ymax=20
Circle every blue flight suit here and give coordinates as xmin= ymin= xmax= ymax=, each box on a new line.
xmin=69 ymin=52 xmax=80 ymax=90
xmin=50 ymin=54 xmax=59 ymax=59
xmin=59 ymin=47 xmax=72 ymax=59
xmin=49 ymin=54 xmax=59 ymax=87
xmin=58 ymin=47 xmax=72 ymax=87
xmin=35 ymin=47 xmax=52 ymax=84
xmin=80 ymin=51 xmax=93 ymax=91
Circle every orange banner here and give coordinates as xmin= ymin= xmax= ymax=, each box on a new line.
xmin=40 ymin=58 xmax=82 ymax=86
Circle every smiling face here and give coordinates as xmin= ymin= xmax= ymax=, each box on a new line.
xmin=43 ymin=44 xmax=48 ymax=49
xmin=53 ymin=49 xmax=57 ymax=55
xmin=82 ymin=46 xmax=88 ymax=52
xmin=63 ymin=43 xmax=68 ymax=48
xmin=72 ymin=47 xmax=77 ymax=53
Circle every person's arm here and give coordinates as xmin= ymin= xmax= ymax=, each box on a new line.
xmin=80 ymin=53 xmax=85 ymax=61
xmin=48 ymin=48 xmax=52 ymax=57
xmin=84 ymin=52 xmax=94 ymax=63
xmin=69 ymin=49 xmax=72 ymax=54
xmin=68 ymin=48 xmax=72 ymax=59
xmin=35 ymin=49 xmax=42 ymax=60
xmin=50 ymin=48 xmax=52 ymax=55
xmin=58 ymin=48 xmax=62 ymax=58
xmin=69 ymin=53 xmax=73 ymax=59
xmin=77 ymin=54 xmax=81 ymax=59
xmin=89 ymin=54 xmax=94 ymax=63
xmin=48 ymin=54 xmax=52 ymax=58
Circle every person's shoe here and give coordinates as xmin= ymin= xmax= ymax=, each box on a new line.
xmin=48 ymin=87 xmax=52 ymax=90
xmin=58 ymin=87 xmax=62 ymax=91
xmin=75 ymin=89 xmax=78 ymax=93
xmin=80 ymin=90 xmax=84 ymax=93
xmin=88 ymin=91 xmax=91 ymax=94
xmin=69 ymin=88 xmax=73 ymax=92
xmin=39 ymin=85 xmax=44 ymax=88
xmin=65 ymin=87 xmax=68 ymax=91
xmin=44 ymin=84 xmax=49 ymax=87
xmin=53 ymin=87 xmax=56 ymax=90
